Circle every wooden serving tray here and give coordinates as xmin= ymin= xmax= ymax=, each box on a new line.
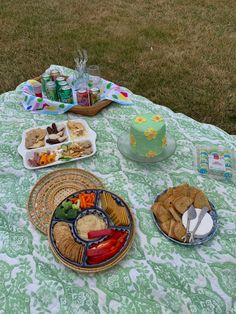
xmin=34 ymin=75 xmax=113 ymax=116
xmin=68 ymin=99 xmax=112 ymax=116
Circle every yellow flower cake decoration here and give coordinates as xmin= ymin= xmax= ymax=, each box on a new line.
xmin=135 ymin=116 xmax=147 ymax=124
xmin=130 ymin=134 xmax=136 ymax=146
xmin=152 ymin=115 xmax=162 ymax=122
xmin=144 ymin=128 xmax=158 ymax=140
xmin=146 ymin=151 xmax=157 ymax=158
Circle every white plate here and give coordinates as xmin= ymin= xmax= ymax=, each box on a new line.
xmin=17 ymin=119 xmax=97 ymax=170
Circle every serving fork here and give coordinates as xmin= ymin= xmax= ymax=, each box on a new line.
xmin=189 ymin=207 xmax=208 ymax=243
xmin=182 ymin=205 xmax=197 ymax=243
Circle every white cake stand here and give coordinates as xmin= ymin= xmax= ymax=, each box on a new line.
xmin=117 ymin=132 xmax=176 ymax=163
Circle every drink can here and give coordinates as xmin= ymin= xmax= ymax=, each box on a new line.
xmin=76 ymin=89 xmax=90 ymax=106
xmin=56 ymin=77 xmax=65 ymax=89
xmin=41 ymin=73 xmax=51 ymax=94
xmin=33 ymin=83 xmax=43 ymax=98
xmin=46 ymin=81 xmax=57 ymax=101
xmin=60 ymin=86 xmax=73 ymax=104
xmin=57 ymin=81 xmax=68 ymax=100
xmin=58 ymin=80 xmax=68 ymax=90
xmin=90 ymin=87 xmax=100 ymax=105
xmin=51 ymin=70 xmax=61 ymax=81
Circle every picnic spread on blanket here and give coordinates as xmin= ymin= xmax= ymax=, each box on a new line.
xmin=0 ymin=54 xmax=236 ymax=313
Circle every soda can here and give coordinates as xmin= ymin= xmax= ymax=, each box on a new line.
xmin=41 ymin=73 xmax=51 ymax=94
xmin=60 ymin=86 xmax=73 ymax=104
xmin=56 ymin=77 xmax=66 ymax=89
xmin=76 ymin=89 xmax=90 ymax=106
xmin=90 ymin=87 xmax=100 ymax=105
xmin=57 ymin=81 xmax=68 ymax=100
xmin=33 ymin=83 xmax=43 ymax=98
xmin=51 ymin=70 xmax=61 ymax=81
xmin=46 ymin=81 xmax=57 ymax=101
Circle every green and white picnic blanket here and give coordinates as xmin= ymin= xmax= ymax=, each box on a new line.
xmin=0 ymin=66 xmax=236 ymax=314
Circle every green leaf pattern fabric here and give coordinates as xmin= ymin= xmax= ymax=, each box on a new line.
xmin=0 ymin=66 xmax=236 ymax=313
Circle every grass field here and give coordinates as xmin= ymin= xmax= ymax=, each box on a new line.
xmin=1 ymin=0 xmax=235 ymax=134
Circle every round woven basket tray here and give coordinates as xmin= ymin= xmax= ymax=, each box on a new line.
xmin=27 ymin=168 xmax=105 ymax=235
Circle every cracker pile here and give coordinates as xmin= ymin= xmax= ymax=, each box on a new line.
xmin=67 ymin=121 xmax=85 ymax=137
xmin=101 ymin=192 xmax=130 ymax=226
xmin=53 ymin=222 xmax=84 ymax=264
xmin=61 ymin=141 xmax=93 ymax=158
xmin=25 ymin=128 xmax=46 ymax=149
xmin=152 ymin=184 xmax=211 ymax=241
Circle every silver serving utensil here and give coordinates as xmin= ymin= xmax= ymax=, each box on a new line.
xmin=189 ymin=207 xmax=208 ymax=243
xmin=182 ymin=205 xmax=197 ymax=243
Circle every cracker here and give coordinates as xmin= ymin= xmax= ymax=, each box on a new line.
xmin=194 ymin=191 xmax=211 ymax=210
xmin=168 ymin=219 xmax=177 ymax=238
xmin=119 ymin=206 xmax=129 ymax=226
xmin=25 ymin=128 xmax=46 ymax=149
xmin=166 ymin=205 xmax=181 ymax=222
xmin=160 ymin=220 xmax=171 ymax=234
xmin=152 ymin=202 xmax=172 ymax=223
xmin=173 ymin=222 xmax=186 ymax=241
xmin=53 ymin=222 xmax=85 ymax=264
xmin=77 ymin=245 xmax=84 ymax=264
xmin=174 ymin=183 xmax=190 ymax=197
xmin=173 ymin=196 xmax=193 ymax=214
xmin=189 ymin=186 xmax=200 ymax=200
xmin=172 ymin=190 xmax=184 ymax=199
xmin=70 ymin=242 xmax=78 ymax=262
xmin=57 ymin=238 xmax=69 ymax=256
xmin=64 ymin=240 xmax=74 ymax=259
xmin=163 ymin=195 xmax=175 ymax=209
xmin=158 ymin=188 xmax=174 ymax=203
xmin=102 ymin=192 xmax=130 ymax=226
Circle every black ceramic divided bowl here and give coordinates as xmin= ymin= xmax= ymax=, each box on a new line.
xmin=48 ymin=189 xmax=135 ymax=272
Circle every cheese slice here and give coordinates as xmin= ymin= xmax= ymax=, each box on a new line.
xmin=182 ymin=208 xmax=213 ymax=238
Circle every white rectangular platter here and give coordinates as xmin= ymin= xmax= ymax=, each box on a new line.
xmin=17 ymin=119 xmax=96 ymax=170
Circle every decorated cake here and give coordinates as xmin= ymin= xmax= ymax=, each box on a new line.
xmin=130 ymin=113 xmax=167 ymax=158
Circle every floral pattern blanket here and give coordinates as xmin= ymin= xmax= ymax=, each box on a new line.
xmin=0 ymin=66 xmax=236 ymax=314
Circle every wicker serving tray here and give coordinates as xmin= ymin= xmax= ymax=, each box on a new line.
xmin=34 ymin=75 xmax=112 ymax=116
xmin=27 ymin=168 xmax=105 ymax=235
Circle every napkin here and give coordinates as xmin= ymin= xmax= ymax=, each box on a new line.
xmin=19 ymin=67 xmax=133 ymax=115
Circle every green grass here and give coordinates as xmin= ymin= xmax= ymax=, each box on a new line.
xmin=1 ymin=0 xmax=235 ymax=134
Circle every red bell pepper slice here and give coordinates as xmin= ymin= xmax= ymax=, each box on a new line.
xmin=88 ymin=228 xmax=115 ymax=239
xmin=87 ymin=247 xmax=111 ymax=257
xmin=88 ymin=245 xmax=121 ymax=264
xmin=117 ymin=232 xmax=128 ymax=245
xmin=87 ymin=231 xmax=129 ymax=264
xmin=90 ymin=238 xmax=117 ymax=250
xmin=111 ymin=231 xmax=124 ymax=240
